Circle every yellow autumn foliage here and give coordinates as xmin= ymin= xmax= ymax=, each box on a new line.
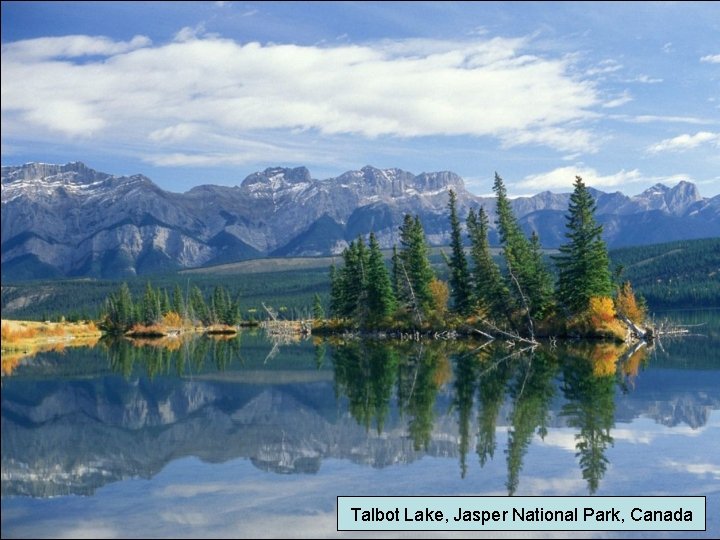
xmin=615 ymin=281 xmax=646 ymax=325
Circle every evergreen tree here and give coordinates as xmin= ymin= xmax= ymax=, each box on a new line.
xmin=365 ymin=232 xmax=396 ymax=326
xmin=313 ymin=293 xmax=325 ymax=320
xmin=341 ymin=238 xmax=370 ymax=320
xmin=447 ymin=189 xmax=472 ymax=315
xmin=329 ymin=263 xmax=344 ymax=318
xmin=160 ymin=289 xmax=171 ymax=316
xmin=172 ymin=284 xmax=185 ymax=317
xmin=390 ymin=245 xmax=403 ymax=301
xmin=190 ymin=285 xmax=210 ymax=325
xmin=529 ymin=230 xmax=554 ymax=313
xmin=554 ymin=176 xmax=613 ymax=315
xmin=467 ymin=207 xmax=509 ymax=320
xmin=212 ymin=286 xmax=228 ymax=324
xmin=493 ymin=173 xmax=553 ymax=320
xmin=141 ymin=282 xmax=160 ymax=325
xmin=398 ymin=214 xmax=436 ymax=322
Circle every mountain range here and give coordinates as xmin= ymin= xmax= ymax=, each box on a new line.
xmin=2 ymin=161 xmax=718 ymax=279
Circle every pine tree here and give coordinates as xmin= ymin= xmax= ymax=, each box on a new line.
xmin=212 ymin=286 xmax=228 ymax=325
xmin=190 ymin=285 xmax=209 ymax=325
xmin=329 ymin=263 xmax=344 ymax=318
xmin=365 ymin=232 xmax=396 ymax=326
xmin=398 ymin=214 xmax=436 ymax=323
xmin=447 ymin=189 xmax=472 ymax=315
xmin=172 ymin=284 xmax=185 ymax=318
xmin=554 ymin=176 xmax=613 ymax=315
xmin=390 ymin=245 xmax=403 ymax=301
xmin=160 ymin=289 xmax=171 ymax=316
xmin=493 ymin=173 xmax=553 ymax=320
xmin=529 ymin=230 xmax=554 ymax=314
xmin=467 ymin=207 xmax=509 ymax=320
xmin=313 ymin=293 xmax=325 ymax=320
xmin=340 ymin=238 xmax=370 ymax=320
xmin=141 ymin=282 xmax=160 ymax=325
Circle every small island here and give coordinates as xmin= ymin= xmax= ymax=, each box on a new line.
xmin=318 ymin=174 xmax=651 ymax=348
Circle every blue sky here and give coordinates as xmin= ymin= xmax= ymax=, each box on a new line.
xmin=2 ymin=1 xmax=719 ymax=196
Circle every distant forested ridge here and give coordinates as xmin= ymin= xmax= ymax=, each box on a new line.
xmin=1 ymin=238 xmax=718 ymax=321
xmin=609 ymin=237 xmax=720 ymax=308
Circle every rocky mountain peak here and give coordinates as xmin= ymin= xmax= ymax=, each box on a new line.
xmin=241 ymin=166 xmax=312 ymax=189
xmin=1 ymin=161 xmax=111 ymax=186
xmin=2 ymin=161 xmax=717 ymax=280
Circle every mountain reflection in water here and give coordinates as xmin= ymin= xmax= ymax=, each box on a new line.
xmin=2 ymin=319 xmax=719 ymax=500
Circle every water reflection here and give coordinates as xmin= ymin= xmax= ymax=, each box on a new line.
xmin=2 ymin=322 xmax=719 ymax=500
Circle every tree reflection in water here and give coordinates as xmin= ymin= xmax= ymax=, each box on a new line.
xmin=331 ymin=338 xmax=640 ymax=495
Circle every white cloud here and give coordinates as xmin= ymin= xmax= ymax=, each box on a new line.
xmin=517 ymin=166 xmax=645 ymax=191
xmin=611 ymin=114 xmax=714 ymax=125
xmin=0 ymin=34 xmax=150 ymax=60
xmin=664 ymin=460 xmax=720 ymax=480
xmin=602 ymin=90 xmax=633 ymax=108
xmin=700 ymin=54 xmax=720 ymax=64
xmin=501 ymin=127 xmax=599 ymax=154
xmin=626 ymin=74 xmax=663 ymax=84
xmin=585 ymin=59 xmax=623 ymax=76
xmin=648 ymin=131 xmax=720 ymax=153
xmin=1 ymin=33 xmax=602 ymax=165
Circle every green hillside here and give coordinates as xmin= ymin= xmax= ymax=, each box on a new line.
xmin=609 ymin=237 xmax=719 ymax=308
xmin=2 ymin=239 xmax=717 ymax=321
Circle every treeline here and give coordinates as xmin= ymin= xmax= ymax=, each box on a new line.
xmin=610 ymin=237 xmax=720 ymax=308
xmin=329 ymin=174 xmax=643 ymax=339
xmin=102 ymin=282 xmax=240 ymax=333
xmin=2 ymin=267 xmax=330 ymax=322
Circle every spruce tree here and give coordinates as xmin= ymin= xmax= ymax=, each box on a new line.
xmin=172 ymin=284 xmax=185 ymax=317
xmin=390 ymin=245 xmax=404 ymax=303
xmin=365 ymin=232 xmax=396 ymax=326
xmin=554 ymin=176 xmax=613 ymax=315
xmin=341 ymin=238 xmax=369 ymax=320
xmin=447 ymin=189 xmax=472 ymax=315
xmin=190 ymin=285 xmax=210 ymax=325
xmin=313 ymin=293 xmax=325 ymax=320
xmin=398 ymin=214 xmax=436 ymax=322
xmin=160 ymin=289 xmax=171 ymax=316
xmin=467 ymin=207 xmax=509 ymax=320
xmin=493 ymin=173 xmax=553 ymax=320
xmin=329 ymin=263 xmax=344 ymax=318
xmin=141 ymin=282 xmax=160 ymax=325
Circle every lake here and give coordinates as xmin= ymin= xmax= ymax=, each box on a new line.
xmin=2 ymin=310 xmax=719 ymax=538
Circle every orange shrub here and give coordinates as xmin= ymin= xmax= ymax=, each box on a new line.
xmin=162 ymin=311 xmax=183 ymax=328
xmin=615 ymin=281 xmax=646 ymax=325
xmin=428 ymin=278 xmax=449 ymax=315
xmin=588 ymin=296 xmax=616 ymax=328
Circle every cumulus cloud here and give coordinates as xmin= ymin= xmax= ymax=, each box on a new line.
xmin=517 ymin=166 xmax=644 ymax=191
xmin=1 ymin=33 xmax=602 ymax=164
xmin=0 ymin=34 xmax=151 ymax=60
xmin=648 ymin=131 xmax=720 ymax=153
xmin=700 ymin=54 xmax=720 ymax=64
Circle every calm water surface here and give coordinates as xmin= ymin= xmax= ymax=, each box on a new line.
xmin=2 ymin=310 xmax=718 ymax=538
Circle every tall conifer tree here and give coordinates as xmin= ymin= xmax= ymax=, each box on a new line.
xmin=555 ymin=176 xmax=613 ymax=314
xmin=493 ymin=173 xmax=553 ymax=320
xmin=467 ymin=207 xmax=509 ymax=319
xmin=447 ymin=190 xmax=472 ymax=315
xmin=366 ymin=232 xmax=396 ymax=326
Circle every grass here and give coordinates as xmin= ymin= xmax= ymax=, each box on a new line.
xmin=1 ymin=319 xmax=102 ymax=373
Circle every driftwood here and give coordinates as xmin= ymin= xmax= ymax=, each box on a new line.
xmin=475 ymin=318 xmax=539 ymax=346
xmin=618 ymin=314 xmax=652 ymax=340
